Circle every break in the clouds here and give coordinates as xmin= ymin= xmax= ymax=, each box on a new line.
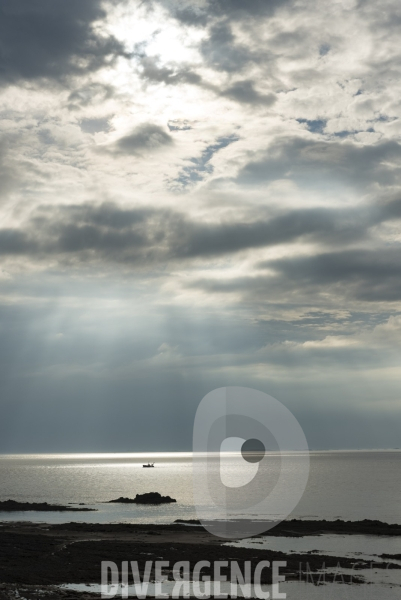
xmin=0 ymin=0 xmax=401 ymax=452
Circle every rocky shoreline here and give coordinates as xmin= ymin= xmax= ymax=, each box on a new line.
xmin=0 ymin=493 xmax=178 ymax=512
xmin=0 ymin=519 xmax=399 ymax=599
xmin=0 ymin=500 xmax=96 ymax=512
xmin=0 ymin=519 xmax=399 ymax=596
xmin=176 ymin=517 xmax=401 ymax=537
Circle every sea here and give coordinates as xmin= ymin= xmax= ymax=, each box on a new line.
xmin=1 ymin=451 xmax=401 ymax=599
xmin=0 ymin=450 xmax=400 ymax=525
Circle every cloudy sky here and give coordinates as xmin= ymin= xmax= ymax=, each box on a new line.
xmin=1 ymin=0 xmax=401 ymax=452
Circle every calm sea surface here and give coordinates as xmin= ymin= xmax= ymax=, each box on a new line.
xmin=0 ymin=450 xmax=400 ymax=525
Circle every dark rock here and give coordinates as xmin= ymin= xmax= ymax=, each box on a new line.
xmin=108 ymin=492 xmax=176 ymax=505
xmin=108 ymin=497 xmax=136 ymax=504
xmin=175 ymin=519 xmax=201 ymax=525
xmin=381 ymin=553 xmax=401 ymax=560
xmin=135 ymin=492 xmax=176 ymax=504
xmin=0 ymin=500 xmax=96 ymax=512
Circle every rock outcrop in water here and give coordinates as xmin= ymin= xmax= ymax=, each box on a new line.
xmin=0 ymin=500 xmax=96 ymax=512
xmin=109 ymin=492 xmax=176 ymax=504
xmin=175 ymin=518 xmax=201 ymax=524
xmin=108 ymin=496 xmax=136 ymax=503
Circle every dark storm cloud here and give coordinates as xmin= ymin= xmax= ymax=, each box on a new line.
xmin=190 ymin=245 xmax=401 ymax=304
xmin=221 ymin=80 xmax=276 ymax=105
xmin=0 ymin=229 xmax=33 ymax=254
xmin=238 ymin=137 xmax=401 ymax=188
xmin=162 ymin=0 xmax=291 ymax=25
xmin=0 ymin=197 xmax=394 ymax=266
xmin=0 ymin=204 xmax=173 ymax=263
xmin=0 ymin=0 xmax=126 ymax=85
xmin=266 ymin=248 xmax=401 ymax=302
xmin=113 ymin=124 xmax=173 ymax=155
xmin=200 ymin=22 xmax=257 ymax=72
xmin=380 ymin=195 xmax=401 ymax=220
xmin=0 ymin=144 xmax=17 ymax=201
xmin=80 ymin=117 xmax=111 ymax=134
xmin=177 ymin=206 xmax=370 ymax=256
xmin=211 ymin=0 xmax=290 ymax=19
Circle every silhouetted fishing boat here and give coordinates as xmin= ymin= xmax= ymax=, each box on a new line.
xmin=143 ymin=463 xmax=155 ymax=468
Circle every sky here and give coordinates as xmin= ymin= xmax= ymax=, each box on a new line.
xmin=0 ymin=0 xmax=401 ymax=452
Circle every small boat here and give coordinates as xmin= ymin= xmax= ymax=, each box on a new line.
xmin=143 ymin=463 xmax=155 ymax=468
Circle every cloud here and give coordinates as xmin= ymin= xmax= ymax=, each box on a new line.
xmin=136 ymin=53 xmax=276 ymax=107
xmin=221 ymin=80 xmax=276 ymax=105
xmin=0 ymin=143 xmax=17 ymax=202
xmin=267 ymin=248 xmax=401 ymax=302
xmin=0 ymin=0 xmax=126 ymax=85
xmin=113 ymin=124 xmax=173 ymax=155
xmin=200 ymin=22 xmax=257 ymax=72
xmin=67 ymin=83 xmax=115 ymax=109
xmin=162 ymin=0 xmax=291 ymax=26
xmin=137 ymin=55 xmax=202 ymax=86
xmin=189 ymin=243 xmax=401 ymax=305
xmin=0 ymin=197 xmax=393 ymax=267
xmin=80 ymin=117 xmax=111 ymax=134
xmin=156 ymin=0 xmax=292 ymax=82
xmin=238 ymin=137 xmax=401 ymax=189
